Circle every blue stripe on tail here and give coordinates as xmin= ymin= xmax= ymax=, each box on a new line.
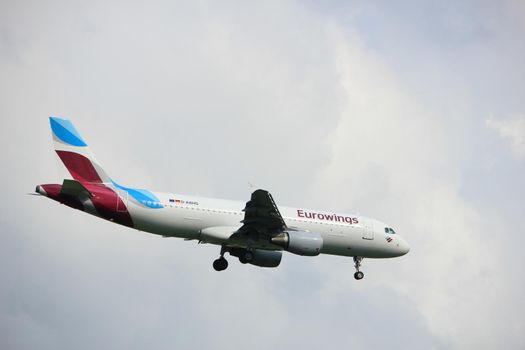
xmin=50 ymin=117 xmax=87 ymax=147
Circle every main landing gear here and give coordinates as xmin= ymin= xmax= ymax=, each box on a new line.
xmin=353 ymin=256 xmax=364 ymax=280
xmin=213 ymin=246 xmax=255 ymax=271
xmin=213 ymin=246 xmax=229 ymax=272
xmin=238 ymin=250 xmax=254 ymax=264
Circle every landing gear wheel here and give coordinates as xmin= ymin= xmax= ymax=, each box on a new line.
xmin=353 ymin=256 xmax=364 ymax=280
xmin=238 ymin=250 xmax=254 ymax=264
xmin=244 ymin=250 xmax=254 ymax=262
xmin=213 ymin=257 xmax=228 ymax=271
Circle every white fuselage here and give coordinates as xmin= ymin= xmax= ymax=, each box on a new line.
xmin=116 ymin=190 xmax=410 ymax=259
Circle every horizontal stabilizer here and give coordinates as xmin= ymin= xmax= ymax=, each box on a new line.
xmin=60 ymin=179 xmax=92 ymax=198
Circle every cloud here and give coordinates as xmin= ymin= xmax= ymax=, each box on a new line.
xmin=486 ymin=115 xmax=525 ymax=158
xmin=310 ymin=26 xmax=524 ymax=349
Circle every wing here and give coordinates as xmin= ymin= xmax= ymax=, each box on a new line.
xmin=199 ymin=189 xmax=286 ymax=248
xmin=237 ymin=189 xmax=286 ymax=237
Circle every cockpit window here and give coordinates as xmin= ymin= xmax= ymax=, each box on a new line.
xmin=384 ymin=227 xmax=389 ymax=233
xmin=385 ymin=227 xmax=396 ymax=234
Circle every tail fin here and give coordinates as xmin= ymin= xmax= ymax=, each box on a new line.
xmin=50 ymin=117 xmax=111 ymax=184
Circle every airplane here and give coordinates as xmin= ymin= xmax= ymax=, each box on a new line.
xmin=35 ymin=117 xmax=409 ymax=280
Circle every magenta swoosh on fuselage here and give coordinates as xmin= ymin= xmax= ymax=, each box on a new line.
xmin=41 ymin=182 xmax=134 ymax=228
xmin=43 ymin=150 xmax=134 ymax=228
xmin=82 ymin=183 xmax=134 ymax=228
xmin=40 ymin=184 xmax=84 ymax=211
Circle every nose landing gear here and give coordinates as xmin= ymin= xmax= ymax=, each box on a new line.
xmin=353 ymin=256 xmax=364 ymax=280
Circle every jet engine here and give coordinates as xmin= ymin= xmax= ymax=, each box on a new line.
xmin=229 ymin=248 xmax=282 ymax=268
xmin=270 ymin=230 xmax=323 ymax=256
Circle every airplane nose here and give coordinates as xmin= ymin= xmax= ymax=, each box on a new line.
xmin=399 ymin=238 xmax=410 ymax=256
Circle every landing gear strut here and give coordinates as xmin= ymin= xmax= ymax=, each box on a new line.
xmin=353 ymin=256 xmax=364 ymax=280
xmin=213 ymin=246 xmax=229 ymax=271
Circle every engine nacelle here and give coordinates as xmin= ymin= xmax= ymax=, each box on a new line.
xmin=229 ymin=248 xmax=282 ymax=268
xmin=271 ymin=231 xmax=323 ymax=256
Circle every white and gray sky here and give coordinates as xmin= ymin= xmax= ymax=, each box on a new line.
xmin=1 ymin=0 xmax=524 ymax=349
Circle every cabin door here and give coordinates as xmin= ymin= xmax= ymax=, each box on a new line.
xmin=361 ymin=219 xmax=374 ymax=240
